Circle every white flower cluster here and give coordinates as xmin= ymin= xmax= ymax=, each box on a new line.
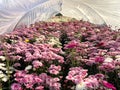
xmin=0 ymin=56 xmax=14 ymax=82
xmin=48 ymin=37 xmax=62 ymax=47
xmin=76 ymin=82 xmax=87 ymax=90
xmin=35 ymin=35 xmax=46 ymax=43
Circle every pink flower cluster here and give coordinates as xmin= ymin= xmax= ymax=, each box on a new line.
xmin=14 ymin=71 xmax=40 ymax=89
xmin=66 ymin=67 xmax=88 ymax=84
xmin=76 ymin=74 xmax=116 ymax=90
xmin=102 ymin=80 xmax=116 ymax=90
xmin=1 ymin=26 xmax=41 ymax=42
xmin=46 ymin=77 xmax=61 ymax=90
xmin=11 ymin=83 xmax=22 ymax=90
xmin=65 ymin=37 xmax=120 ymax=72
xmin=32 ymin=60 xmax=43 ymax=68
xmin=64 ymin=40 xmax=79 ymax=49
xmin=63 ymin=22 xmax=120 ymax=89
xmin=48 ymin=64 xmax=61 ymax=75
xmin=0 ymin=41 xmax=64 ymax=63
xmin=12 ymin=71 xmax=61 ymax=90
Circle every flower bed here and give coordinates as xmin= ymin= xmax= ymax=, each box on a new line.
xmin=0 ymin=20 xmax=120 ymax=90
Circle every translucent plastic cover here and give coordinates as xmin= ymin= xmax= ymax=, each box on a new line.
xmin=0 ymin=0 xmax=120 ymax=34
xmin=0 ymin=0 xmax=62 ymax=34
xmin=61 ymin=0 xmax=120 ymax=29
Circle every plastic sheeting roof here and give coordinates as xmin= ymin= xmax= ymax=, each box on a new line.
xmin=0 ymin=0 xmax=62 ymax=34
xmin=0 ymin=0 xmax=120 ymax=34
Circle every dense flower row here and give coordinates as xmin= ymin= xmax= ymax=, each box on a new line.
xmin=0 ymin=41 xmax=63 ymax=89
xmin=64 ymin=24 xmax=120 ymax=89
xmin=66 ymin=67 xmax=116 ymax=90
xmin=0 ymin=20 xmax=119 ymax=90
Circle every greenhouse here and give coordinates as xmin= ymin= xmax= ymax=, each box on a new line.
xmin=0 ymin=0 xmax=120 ymax=90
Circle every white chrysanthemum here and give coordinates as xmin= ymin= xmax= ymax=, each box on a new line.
xmin=115 ymin=55 xmax=120 ymax=59
xmin=116 ymin=58 xmax=120 ymax=62
xmin=76 ymin=82 xmax=87 ymax=90
xmin=0 ymin=71 xmax=3 ymax=74
xmin=0 ymin=73 xmax=6 ymax=78
xmin=104 ymin=57 xmax=113 ymax=63
xmin=5 ymin=66 xmax=14 ymax=74
xmin=48 ymin=37 xmax=61 ymax=47
xmin=6 ymin=70 xmax=13 ymax=74
xmin=2 ymin=76 xmax=8 ymax=82
xmin=115 ymin=55 xmax=120 ymax=62
xmin=0 ymin=63 xmax=6 ymax=66
xmin=0 ymin=65 xmax=6 ymax=71
xmin=0 ymin=56 xmax=6 ymax=61
xmin=0 ymin=63 xmax=8 ymax=71
xmin=0 ymin=63 xmax=14 ymax=82
xmin=36 ymin=35 xmax=46 ymax=42
xmin=25 ymin=65 xmax=32 ymax=71
xmin=0 ymin=73 xmax=8 ymax=82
